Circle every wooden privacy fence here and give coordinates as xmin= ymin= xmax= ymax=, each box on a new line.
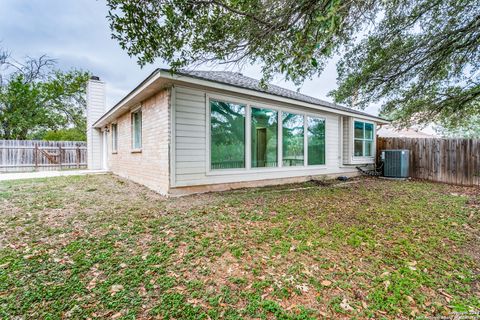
xmin=377 ymin=137 xmax=480 ymax=186
xmin=0 ymin=140 xmax=87 ymax=173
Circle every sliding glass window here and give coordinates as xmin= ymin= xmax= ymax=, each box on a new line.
xmin=251 ymin=107 xmax=278 ymax=168
xmin=307 ymin=117 xmax=325 ymax=165
xmin=282 ymin=112 xmax=304 ymax=166
xmin=210 ymin=99 xmax=245 ymax=169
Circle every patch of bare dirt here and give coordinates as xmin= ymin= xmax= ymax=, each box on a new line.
xmin=446 ymin=184 xmax=480 ymax=197
xmin=0 ymin=200 xmax=25 ymax=248
xmin=177 ymin=251 xmax=254 ymax=288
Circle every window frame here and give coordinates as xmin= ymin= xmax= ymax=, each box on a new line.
xmin=206 ymin=93 xmax=328 ymax=175
xmin=352 ymin=119 xmax=375 ymax=158
xmin=111 ymin=122 xmax=118 ymax=154
xmin=131 ymin=107 xmax=142 ymax=152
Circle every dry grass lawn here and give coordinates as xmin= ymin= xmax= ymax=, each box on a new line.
xmin=0 ymin=174 xmax=479 ymax=319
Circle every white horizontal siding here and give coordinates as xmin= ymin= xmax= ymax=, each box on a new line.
xmin=176 ymin=161 xmax=207 ymax=168
xmin=176 ymin=124 xmax=204 ymax=131
xmin=176 ymin=166 xmax=208 ymax=174
xmin=173 ymin=85 xmax=359 ymax=187
xmin=343 ymin=117 xmax=351 ymax=164
xmin=176 ymin=149 xmax=205 ymax=156
xmin=176 ymin=136 xmax=205 ymax=144
xmin=177 ymin=143 xmax=204 ymax=150
xmin=176 ymin=111 xmax=205 ymax=120
xmin=176 ymin=155 xmax=205 ymax=162
xmin=176 ymin=91 xmax=204 ymax=100
xmin=176 ymin=105 xmax=206 ymax=114
xmin=176 ymin=130 xmax=206 ymax=138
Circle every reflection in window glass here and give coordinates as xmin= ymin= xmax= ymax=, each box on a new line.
xmin=112 ymin=123 xmax=118 ymax=152
xmin=282 ymin=112 xmax=304 ymax=166
xmin=365 ymin=140 xmax=373 ymax=156
xmin=307 ymin=117 xmax=325 ymax=165
xmin=131 ymin=109 xmax=142 ymax=149
xmin=251 ymin=107 xmax=278 ymax=168
xmin=210 ymin=100 xmax=245 ymax=169
xmin=354 ymin=140 xmax=363 ymax=156
xmin=365 ymin=123 xmax=374 ymax=140
xmin=354 ymin=121 xmax=364 ymax=139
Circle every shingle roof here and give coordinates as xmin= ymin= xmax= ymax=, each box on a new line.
xmin=166 ymin=69 xmax=385 ymax=121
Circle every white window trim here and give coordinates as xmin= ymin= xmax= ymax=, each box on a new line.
xmin=205 ymin=93 xmax=328 ymax=176
xmin=352 ymin=118 xmax=375 ymax=159
xmin=131 ymin=106 xmax=142 ymax=152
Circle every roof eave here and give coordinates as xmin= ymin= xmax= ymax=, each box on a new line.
xmin=93 ymin=69 xmax=163 ymax=128
xmin=160 ymin=70 xmax=390 ymax=123
xmin=93 ymin=69 xmax=389 ymax=128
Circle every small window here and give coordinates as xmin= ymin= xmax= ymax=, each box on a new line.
xmin=353 ymin=121 xmax=374 ymax=157
xmin=307 ymin=117 xmax=325 ymax=165
xmin=282 ymin=112 xmax=304 ymax=166
xmin=131 ymin=109 xmax=142 ymax=150
xmin=210 ymin=99 xmax=245 ymax=169
xmin=111 ymin=123 xmax=118 ymax=153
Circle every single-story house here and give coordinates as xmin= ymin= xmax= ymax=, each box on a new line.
xmin=87 ymin=69 xmax=389 ymax=195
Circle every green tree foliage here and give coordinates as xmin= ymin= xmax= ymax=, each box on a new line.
xmin=435 ymin=116 xmax=480 ymax=138
xmin=106 ymin=0 xmax=479 ymax=129
xmin=331 ymin=1 xmax=480 ymax=129
xmin=41 ymin=128 xmax=87 ymax=141
xmin=0 ymin=50 xmax=89 ymax=140
xmin=106 ymin=0 xmax=373 ymax=83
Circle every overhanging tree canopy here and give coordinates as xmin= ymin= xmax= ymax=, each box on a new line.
xmin=106 ymin=0 xmax=479 ymax=130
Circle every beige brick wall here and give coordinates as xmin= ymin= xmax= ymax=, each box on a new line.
xmin=107 ymin=89 xmax=170 ymax=194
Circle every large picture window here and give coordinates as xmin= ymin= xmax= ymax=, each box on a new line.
xmin=354 ymin=121 xmax=374 ymax=157
xmin=208 ymin=96 xmax=336 ymax=171
xmin=307 ymin=117 xmax=325 ymax=165
xmin=131 ymin=109 xmax=142 ymax=150
xmin=210 ymin=100 xmax=245 ymax=169
xmin=251 ymin=107 xmax=278 ymax=168
xmin=282 ymin=112 xmax=304 ymax=166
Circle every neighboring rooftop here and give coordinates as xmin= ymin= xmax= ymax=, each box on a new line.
xmin=165 ymin=69 xmax=386 ymax=121
xmin=378 ymin=125 xmax=439 ymax=138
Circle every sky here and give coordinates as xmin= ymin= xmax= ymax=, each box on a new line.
xmin=0 ymin=0 xmax=381 ymax=116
